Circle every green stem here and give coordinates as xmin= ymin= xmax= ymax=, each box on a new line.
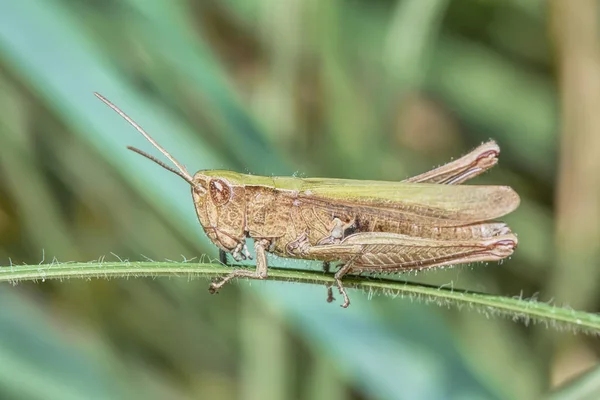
xmin=2 ymin=261 xmax=599 ymax=335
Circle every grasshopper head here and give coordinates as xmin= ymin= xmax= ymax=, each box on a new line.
xmin=192 ymin=172 xmax=247 ymax=253
xmin=94 ymin=93 xmax=246 ymax=253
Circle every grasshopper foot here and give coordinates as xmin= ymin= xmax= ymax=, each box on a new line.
xmin=208 ymin=280 xmax=223 ymax=294
xmin=208 ymin=272 xmax=241 ymax=294
xmin=336 ymin=283 xmax=350 ymax=308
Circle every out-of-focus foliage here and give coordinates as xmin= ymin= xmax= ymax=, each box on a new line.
xmin=0 ymin=0 xmax=598 ymax=399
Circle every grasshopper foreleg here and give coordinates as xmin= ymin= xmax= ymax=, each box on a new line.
xmin=209 ymin=238 xmax=270 ymax=294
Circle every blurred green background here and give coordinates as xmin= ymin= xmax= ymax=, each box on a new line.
xmin=0 ymin=0 xmax=599 ymax=399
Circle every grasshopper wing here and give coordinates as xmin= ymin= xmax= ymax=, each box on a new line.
xmin=297 ymin=179 xmax=519 ymax=225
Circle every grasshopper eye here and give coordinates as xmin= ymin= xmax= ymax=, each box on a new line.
xmin=209 ymin=179 xmax=232 ymax=205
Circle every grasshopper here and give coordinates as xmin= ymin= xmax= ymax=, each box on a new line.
xmin=95 ymin=93 xmax=519 ymax=308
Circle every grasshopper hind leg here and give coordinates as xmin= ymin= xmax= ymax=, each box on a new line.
xmin=302 ymin=230 xmax=518 ymax=308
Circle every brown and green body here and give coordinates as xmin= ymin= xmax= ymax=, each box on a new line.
xmin=193 ymin=170 xmax=517 ymax=261
xmin=96 ymin=93 xmax=520 ymax=308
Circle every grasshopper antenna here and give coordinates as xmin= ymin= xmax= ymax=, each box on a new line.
xmin=126 ymin=146 xmax=195 ymax=185
xmin=94 ymin=93 xmax=202 ymax=191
